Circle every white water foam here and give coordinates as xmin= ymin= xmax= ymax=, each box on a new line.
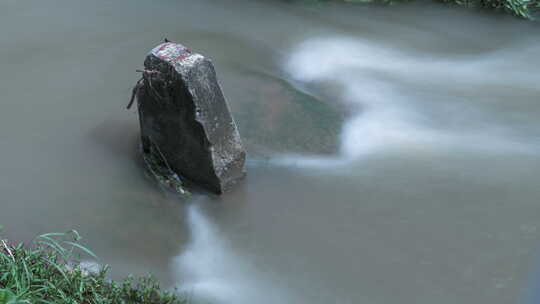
xmin=171 ymin=37 xmax=538 ymax=303
xmin=172 ymin=202 xmax=294 ymax=304
xmin=272 ymin=37 xmax=537 ymax=169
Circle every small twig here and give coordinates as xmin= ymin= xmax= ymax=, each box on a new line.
xmin=2 ymin=239 xmax=15 ymax=261
xmin=146 ymin=79 xmax=163 ymax=100
xmin=149 ymin=136 xmax=175 ymax=174
xmin=142 ymin=136 xmax=187 ymax=195
xmin=136 ymin=69 xmax=164 ymax=100
xmin=127 ymin=69 xmax=165 ymax=110
xmin=136 ymin=69 xmax=161 ymax=76
xmin=127 ymin=77 xmax=143 ymax=109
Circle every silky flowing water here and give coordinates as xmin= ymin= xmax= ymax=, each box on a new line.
xmin=1 ymin=0 xmax=539 ymax=303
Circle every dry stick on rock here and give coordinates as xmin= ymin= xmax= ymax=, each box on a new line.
xmin=150 ymin=135 xmax=176 ymax=175
xmin=126 ymin=69 xmax=163 ymax=109
xmin=143 ymin=71 xmax=164 ymax=101
xmin=127 ymin=77 xmax=143 ymax=109
xmin=142 ymin=136 xmax=188 ymax=195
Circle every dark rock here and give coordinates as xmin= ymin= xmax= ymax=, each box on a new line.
xmin=135 ymin=42 xmax=246 ymax=194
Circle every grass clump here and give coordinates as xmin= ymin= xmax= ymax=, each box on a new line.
xmin=0 ymin=230 xmax=187 ymax=304
xmin=438 ymin=0 xmax=540 ymax=19
xmin=300 ymin=0 xmax=540 ymax=19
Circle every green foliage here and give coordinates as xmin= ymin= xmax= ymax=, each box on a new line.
xmin=0 ymin=230 xmax=187 ymax=304
xmin=439 ymin=0 xmax=540 ymax=19
xmin=0 ymin=289 xmax=19 ymax=304
xmin=298 ymin=0 xmax=540 ymax=19
xmin=342 ymin=0 xmax=407 ymax=4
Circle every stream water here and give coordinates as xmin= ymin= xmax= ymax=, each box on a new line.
xmin=1 ymin=0 xmax=540 ymax=303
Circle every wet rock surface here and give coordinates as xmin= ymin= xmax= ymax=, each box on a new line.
xmin=136 ymin=42 xmax=246 ymax=194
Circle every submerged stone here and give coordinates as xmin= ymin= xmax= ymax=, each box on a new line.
xmin=135 ymin=42 xmax=246 ymax=194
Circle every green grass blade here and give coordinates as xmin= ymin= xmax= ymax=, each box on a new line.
xmin=62 ymin=241 xmax=97 ymax=260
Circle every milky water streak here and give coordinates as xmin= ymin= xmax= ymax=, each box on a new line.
xmin=275 ymin=36 xmax=540 ymax=168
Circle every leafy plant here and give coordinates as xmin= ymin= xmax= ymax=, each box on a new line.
xmin=296 ymin=0 xmax=540 ymax=19
xmin=0 ymin=230 xmax=188 ymax=304
xmin=0 ymin=289 xmax=19 ymax=304
xmin=440 ymin=0 xmax=540 ymax=19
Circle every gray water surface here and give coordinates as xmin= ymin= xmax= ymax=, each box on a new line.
xmin=1 ymin=1 xmax=539 ymax=303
